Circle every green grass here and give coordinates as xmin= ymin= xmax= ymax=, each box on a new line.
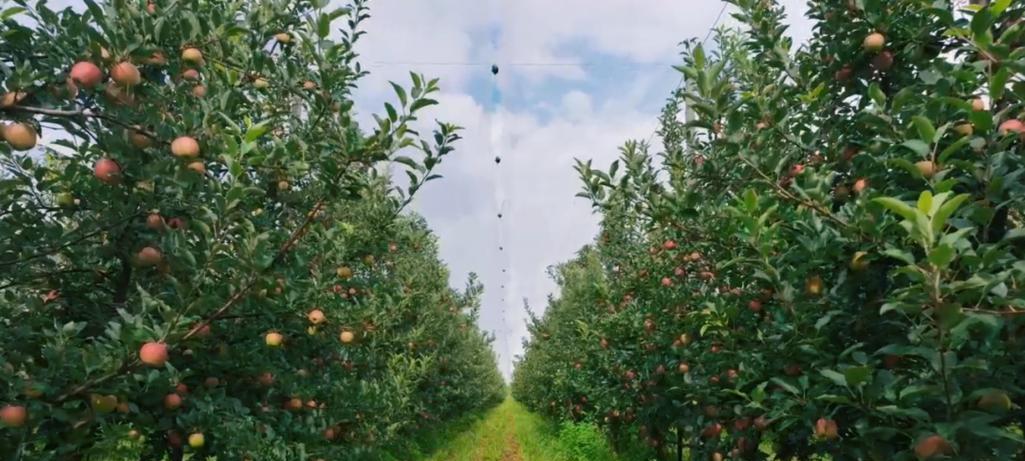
xmin=418 ymin=397 xmax=625 ymax=461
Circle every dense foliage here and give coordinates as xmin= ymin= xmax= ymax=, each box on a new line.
xmin=514 ymin=0 xmax=1025 ymax=459
xmin=0 ymin=0 xmax=503 ymax=459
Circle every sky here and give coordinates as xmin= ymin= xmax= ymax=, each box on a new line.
xmin=347 ymin=0 xmax=815 ymax=379
xmin=28 ymin=0 xmax=815 ymax=379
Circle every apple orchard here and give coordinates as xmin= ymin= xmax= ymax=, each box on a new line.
xmin=513 ymin=0 xmax=1025 ymax=460
xmin=0 ymin=0 xmax=503 ymax=460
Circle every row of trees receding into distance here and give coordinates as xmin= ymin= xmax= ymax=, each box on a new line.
xmin=1 ymin=1 xmax=503 ymax=460
xmin=514 ymin=0 xmax=1025 ymax=460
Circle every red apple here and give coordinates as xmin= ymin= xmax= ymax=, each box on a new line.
xmin=1 ymin=405 xmax=27 ymax=427
xmin=93 ymin=158 xmax=122 ymax=184
xmin=139 ymin=342 xmax=168 ymax=367
xmin=110 ymin=61 xmax=141 ymax=86
xmin=136 ymin=247 xmax=162 ymax=267
xmin=163 ymin=393 xmax=183 ymax=410
xmin=2 ymin=122 xmax=38 ymax=151
xmin=70 ymin=61 xmax=103 ymax=88
xmin=171 ymin=136 xmax=200 ymax=158
xmin=914 ymin=435 xmax=953 ymax=460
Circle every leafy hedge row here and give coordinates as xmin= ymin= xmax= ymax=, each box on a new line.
xmin=0 ymin=1 xmax=503 ymax=459
xmin=514 ymin=1 xmax=1025 ymax=460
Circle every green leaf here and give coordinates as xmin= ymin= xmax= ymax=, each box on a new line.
xmin=819 ymin=369 xmax=846 ymax=387
xmin=928 ymin=244 xmax=955 ymax=268
xmin=769 ymin=377 xmax=801 ymax=395
xmin=913 ymin=116 xmax=937 ymax=143
xmin=318 ymin=13 xmax=331 ymax=38
xmin=917 ymin=190 xmax=934 ymax=214
xmin=868 ymin=82 xmax=886 ymax=107
xmin=844 ymin=366 xmax=872 ymax=387
xmin=390 ymin=82 xmax=408 ymax=107
xmin=874 ymin=197 xmax=917 ymax=221
xmin=932 ymin=193 xmax=970 ymax=234
xmin=899 ymin=139 xmax=930 ymax=157
xmin=938 ymin=135 xmax=972 ymax=163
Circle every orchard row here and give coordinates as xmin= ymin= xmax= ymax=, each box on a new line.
xmin=515 ymin=1 xmax=1025 ymax=460
xmin=1 ymin=1 xmax=502 ymax=460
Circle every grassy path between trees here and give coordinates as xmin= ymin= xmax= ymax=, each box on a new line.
xmin=420 ymin=398 xmax=622 ymax=461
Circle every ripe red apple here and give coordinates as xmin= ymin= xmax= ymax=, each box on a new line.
xmin=70 ymin=61 xmax=104 ymax=88
xmin=111 ymin=61 xmax=141 ymax=86
xmin=186 ymin=161 xmax=206 ymax=174
xmin=863 ymin=32 xmax=885 ymax=52
xmin=852 ymin=178 xmax=869 ymax=194
xmin=677 ymin=362 xmax=690 ymax=374
xmin=143 ymin=51 xmax=167 ymax=66
xmin=175 ymin=383 xmax=189 ymax=395
xmin=93 ymin=158 xmax=122 ymax=184
xmin=643 ymin=318 xmax=656 ymax=332
xmin=1 ymin=404 xmax=27 ymax=427
xmin=871 ymin=50 xmax=894 ymax=71
xmin=662 ymin=240 xmax=677 ymax=250
xmin=914 ymin=434 xmax=953 ymax=460
xmin=701 ymin=422 xmax=722 ymax=439
xmin=339 ymin=330 xmax=355 ymax=344
xmin=753 ymin=415 xmax=770 ymax=431
xmin=748 ymin=299 xmax=762 ymax=313
xmin=181 ymin=47 xmax=204 ymax=64
xmin=163 ymin=393 xmax=183 ymax=410
xmin=285 ymin=397 xmax=303 ymax=411
xmin=136 ymin=247 xmax=163 ymax=267
xmin=171 ymin=136 xmax=200 ymax=158
xmin=181 ymin=68 xmax=201 ymax=81
xmin=188 ymin=432 xmax=205 ymax=448
xmin=660 ymin=277 xmax=672 ymax=287
xmin=915 ymin=160 xmax=937 ymax=178
xmin=970 ymin=98 xmax=986 ymax=112
xmin=307 ymin=309 xmax=326 ymax=324
xmin=998 ymin=119 xmax=1025 ymax=138
xmin=167 ymin=217 xmax=187 ymax=230
xmin=265 ymin=332 xmax=284 ymax=347
xmin=191 ymin=84 xmax=207 ymax=97
xmin=139 ymin=342 xmax=168 ymax=367
xmin=146 ymin=213 xmax=165 ymax=231
xmin=814 ymin=418 xmax=839 ymax=440
xmin=2 ymin=122 xmax=38 ymax=151
xmin=834 ymin=65 xmax=854 ymax=82
xmin=789 ymin=164 xmax=805 ymax=176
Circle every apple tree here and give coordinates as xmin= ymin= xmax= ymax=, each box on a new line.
xmin=0 ymin=0 xmax=503 ymax=459
xmin=515 ymin=0 xmax=1025 ymax=459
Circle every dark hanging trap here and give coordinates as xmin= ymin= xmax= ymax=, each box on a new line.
xmin=494 ymin=156 xmax=501 ymax=164
xmin=497 ymin=213 xmax=503 ymax=219
xmin=491 ymin=64 xmax=499 ymax=75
